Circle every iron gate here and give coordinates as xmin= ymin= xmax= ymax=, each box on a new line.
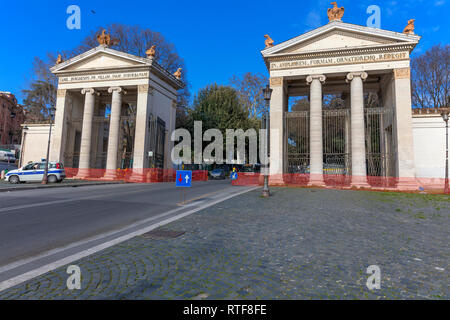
xmin=285 ymin=111 xmax=310 ymax=174
xmin=148 ymin=115 xmax=166 ymax=169
xmin=323 ymin=109 xmax=351 ymax=176
xmin=285 ymin=106 xmax=396 ymax=186
xmin=364 ymin=107 xmax=396 ymax=186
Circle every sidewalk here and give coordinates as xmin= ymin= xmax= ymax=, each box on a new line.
xmin=1 ymin=188 xmax=447 ymax=299
xmin=0 ymin=179 xmax=124 ymax=192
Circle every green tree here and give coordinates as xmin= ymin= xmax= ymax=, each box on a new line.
xmin=185 ymin=84 xmax=259 ymax=162
xmin=188 ymin=84 xmax=256 ymax=134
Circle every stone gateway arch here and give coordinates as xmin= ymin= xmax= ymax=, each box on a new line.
xmin=261 ymin=13 xmax=421 ymax=190
xmin=47 ymin=34 xmax=184 ymax=181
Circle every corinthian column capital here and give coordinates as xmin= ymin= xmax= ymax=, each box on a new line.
xmin=306 ymin=74 xmax=326 ymax=85
xmin=346 ymin=72 xmax=368 ymax=83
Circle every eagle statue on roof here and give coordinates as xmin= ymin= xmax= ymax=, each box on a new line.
xmin=327 ymin=2 xmax=344 ymax=22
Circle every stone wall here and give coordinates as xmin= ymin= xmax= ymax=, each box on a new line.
xmin=20 ymin=124 xmax=53 ymax=166
xmin=412 ymin=111 xmax=447 ymax=178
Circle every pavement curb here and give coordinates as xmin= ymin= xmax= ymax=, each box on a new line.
xmin=0 ymin=181 xmax=126 ymax=193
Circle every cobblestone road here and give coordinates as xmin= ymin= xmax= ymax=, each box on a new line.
xmin=0 ymin=188 xmax=448 ymax=299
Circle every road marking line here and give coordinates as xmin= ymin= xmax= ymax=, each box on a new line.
xmin=0 ymin=186 xmax=258 ymax=292
xmin=0 ymin=186 xmax=172 ymax=215
xmin=0 ymin=185 xmax=232 ymax=273
xmin=176 ymin=188 xmax=234 ymax=206
xmin=0 ymin=183 xmax=233 ymax=273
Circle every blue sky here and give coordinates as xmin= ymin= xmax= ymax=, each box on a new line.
xmin=0 ymin=0 xmax=448 ymax=104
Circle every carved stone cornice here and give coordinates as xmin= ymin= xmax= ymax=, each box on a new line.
xmin=265 ymin=45 xmax=413 ymax=71
xmin=306 ymin=74 xmax=326 ymax=84
xmin=346 ymin=72 xmax=368 ymax=82
xmin=268 ymin=43 xmax=414 ymax=62
xmin=412 ymin=107 xmax=445 ymax=115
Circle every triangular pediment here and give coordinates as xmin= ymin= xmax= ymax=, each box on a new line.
xmin=282 ymin=30 xmax=401 ymax=54
xmin=51 ymin=46 xmax=151 ymax=74
xmin=262 ymin=21 xmax=420 ymax=57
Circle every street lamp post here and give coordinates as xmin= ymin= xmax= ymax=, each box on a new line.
xmin=441 ymin=108 xmax=449 ymax=194
xmin=42 ymin=106 xmax=56 ymax=185
xmin=262 ymin=84 xmax=272 ymax=198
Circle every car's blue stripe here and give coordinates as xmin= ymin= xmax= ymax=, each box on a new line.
xmin=5 ymin=170 xmax=65 ymax=177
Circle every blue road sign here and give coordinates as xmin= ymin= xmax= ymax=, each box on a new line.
xmin=176 ymin=170 xmax=192 ymax=187
xmin=231 ymin=172 xmax=238 ymax=181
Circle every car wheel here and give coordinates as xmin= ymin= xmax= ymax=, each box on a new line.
xmin=48 ymin=175 xmax=58 ymax=184
xmin=9 ymin=175 xmax=20 ymax=184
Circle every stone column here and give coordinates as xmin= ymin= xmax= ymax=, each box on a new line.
xmin=50 ymin=89 xmax=69 ymax=163
xmin=392 ymin=67 xmax=417 ymax=189
xmin=104 ymin=87 xmax=123 ymax=179
xmin=269 ymin=77 xmax=286 ymax=185
xmin=347 ymin=72 xmax=369 ymax=187
xmin=307 ymin=74 xmax=326 ymax=186
xmin=130 ymin=85 xmax=153 ymax=182
xmin=76 ymin=88 xmax=96 ymax=177
xmin=165 ymin=100 xmax=177 ymax=170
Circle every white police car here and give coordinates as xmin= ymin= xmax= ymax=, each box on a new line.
xmin=5 ymin=161 xmax=66 ymax=184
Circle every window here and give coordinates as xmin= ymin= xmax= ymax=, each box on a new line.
xmin=23 ymin=163 xmax=36 ymax=171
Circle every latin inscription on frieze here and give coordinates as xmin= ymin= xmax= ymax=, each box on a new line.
xmin=270 ymin=52 xmax=408 ymax=70
xmin=59 ymin=71 xmax=149 ymax=83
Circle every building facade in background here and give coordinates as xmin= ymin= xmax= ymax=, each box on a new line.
xmin=0 ymin=92 xmax=25 ymax=147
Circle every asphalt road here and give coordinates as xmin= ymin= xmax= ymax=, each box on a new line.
xmin=0 ymin=180 xmax=250 ymax=284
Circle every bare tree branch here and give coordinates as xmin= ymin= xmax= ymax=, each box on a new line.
xmin=411 ymin=44 xmax=449 ymax=108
